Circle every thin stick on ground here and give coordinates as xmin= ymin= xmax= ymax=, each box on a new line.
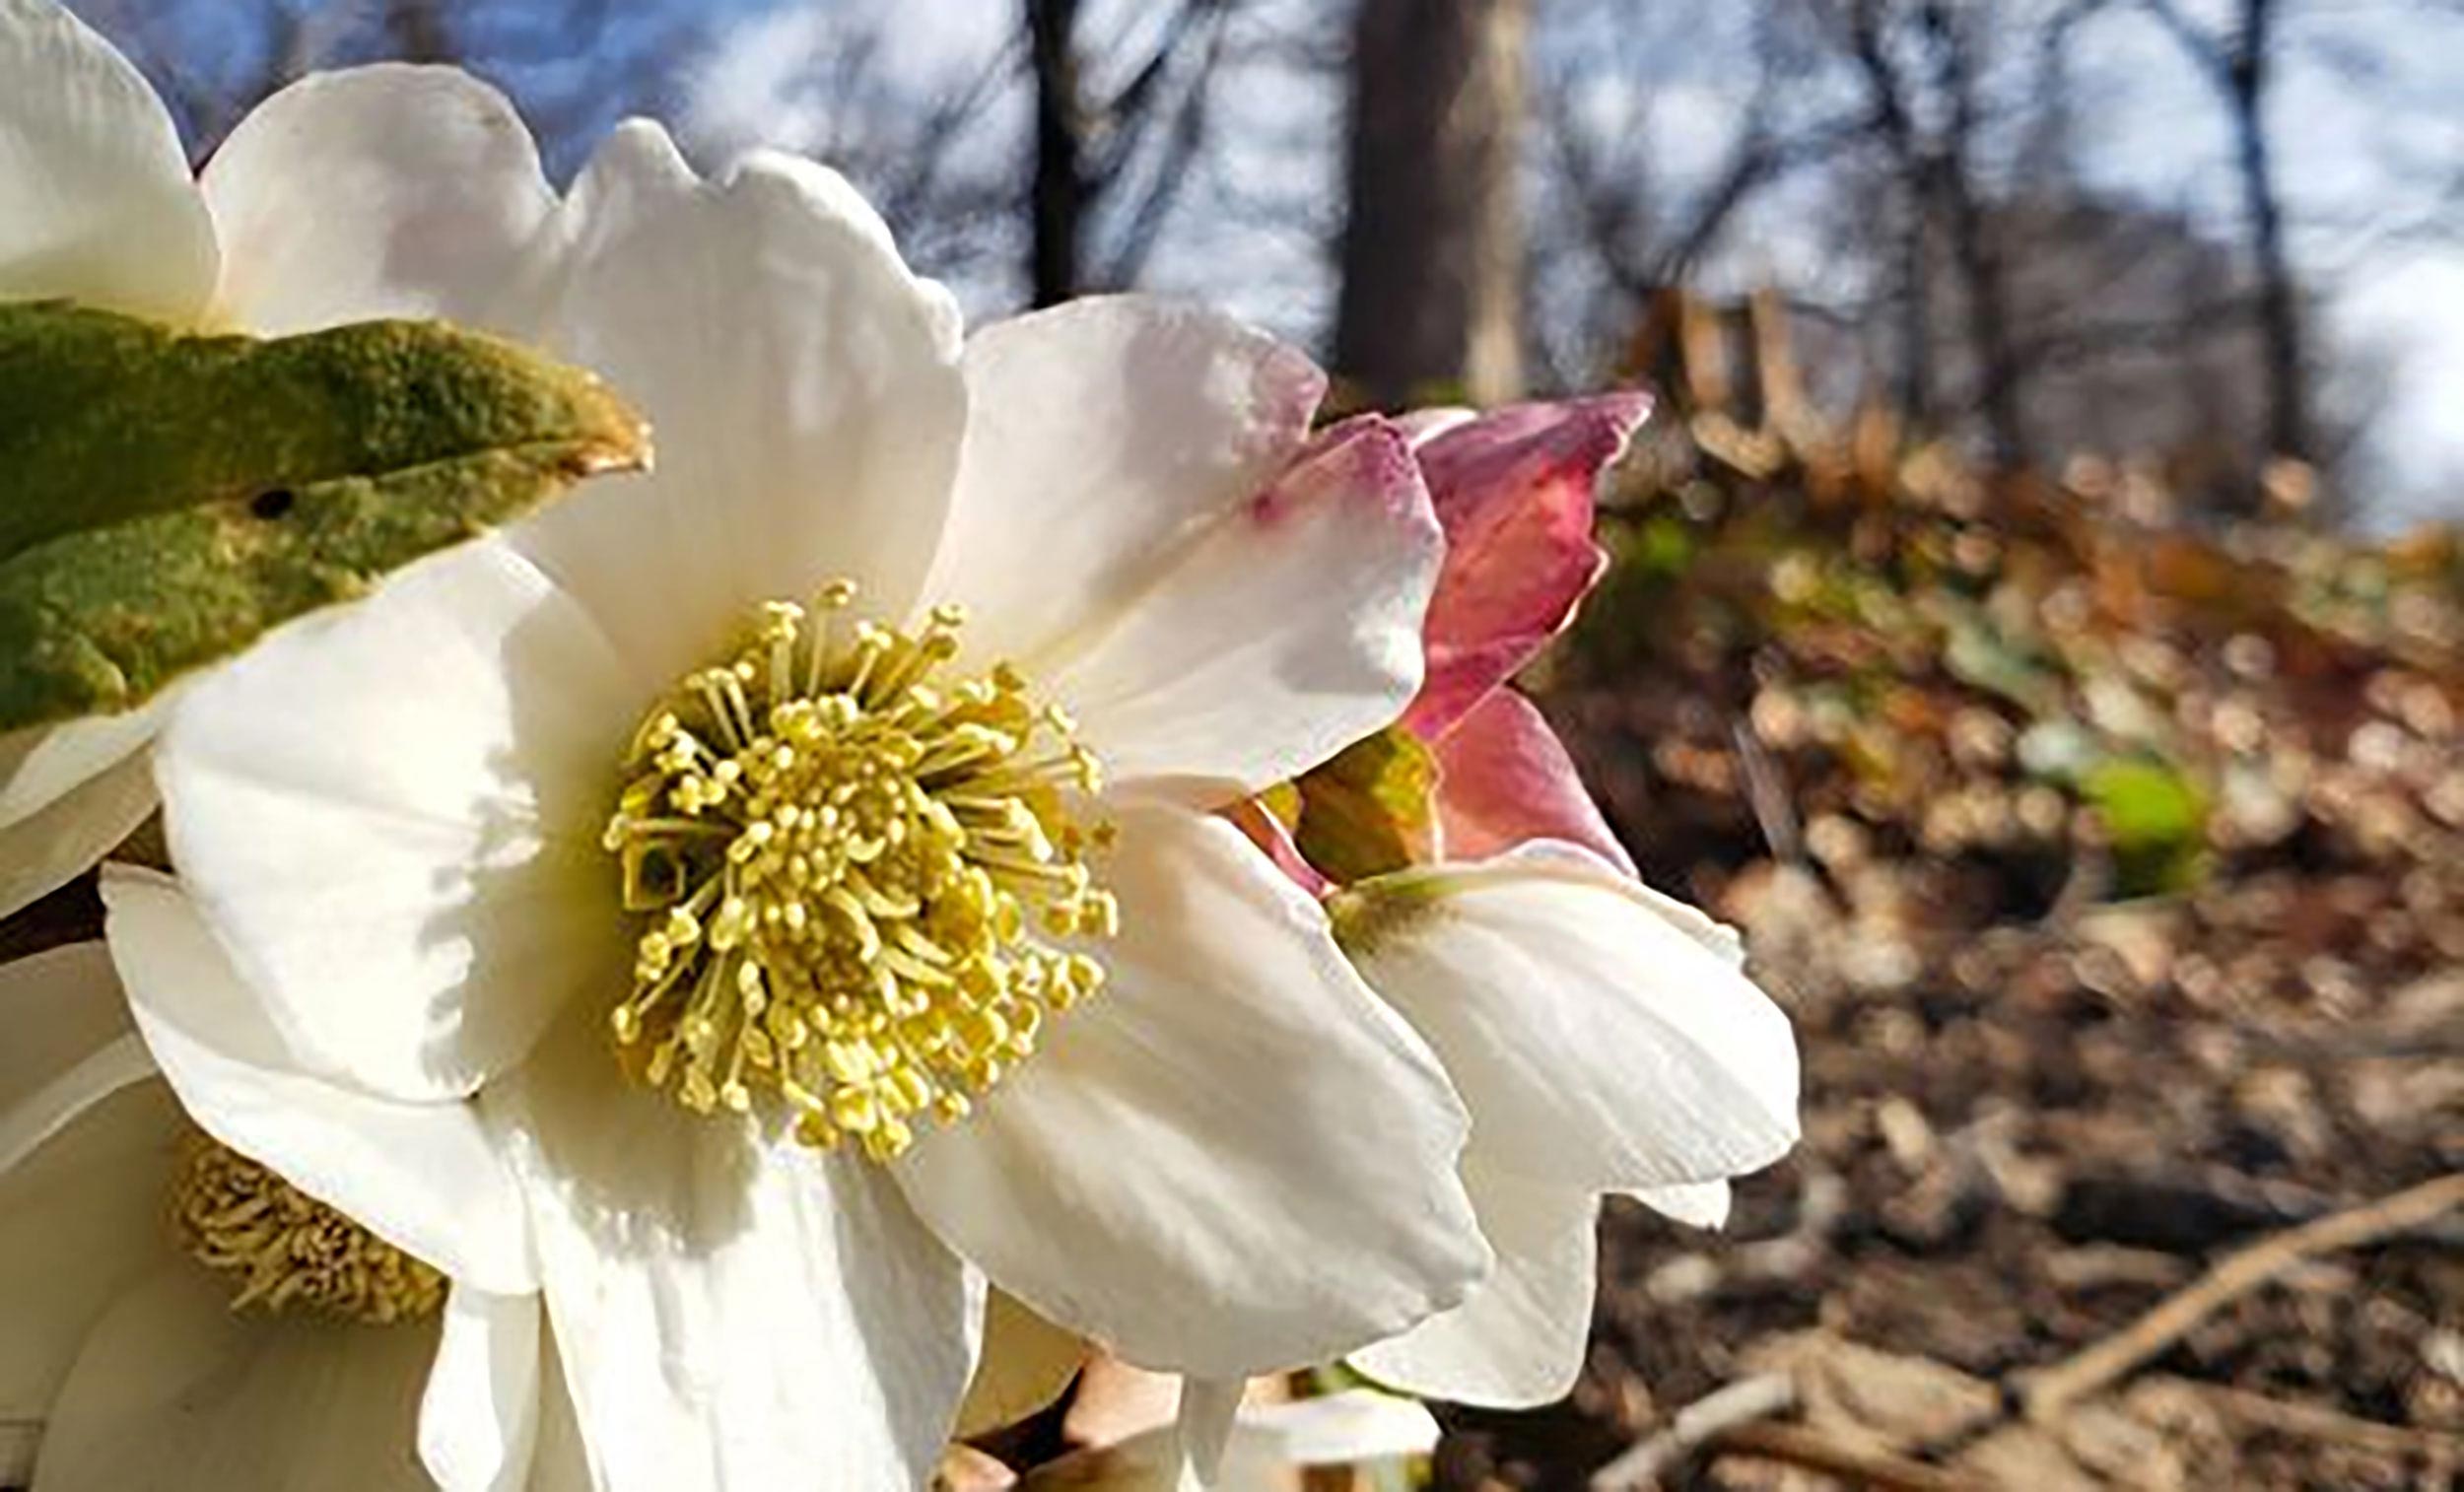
xmin=2143 ymin=1376 xmax=2464 ymax=1459
xmin=1712 ymin=1422 xmax=1990 ymax=1492
xmin=1589 ymin=1372 xmax=1797 ymax=1490
xmin=2021 ymin=1170 xmax=2464 ymax=1422
xmin=1590 ymin=1370 xmax=1993 ymax=1491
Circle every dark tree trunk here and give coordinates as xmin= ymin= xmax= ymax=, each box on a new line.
xmin=2231 ymin=0 xmax=2307 ymax=461
xmin=1027 ymin=0 xmax=1087 ymax=307
xmin=1930 ymin=2 xmax=2027 ymax=466
xmin=2140 ymin=0 xmax=2307 ymax=475
xmin=1333 ymin=0 xmax=1528 ymax=407
xmin=1896 ymin=197 xmax=1934 ymax=422
xmin=382 ymin=0 xmax=452 ymax=63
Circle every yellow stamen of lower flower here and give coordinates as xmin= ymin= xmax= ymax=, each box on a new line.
xmin=171 ymin=1132 xmax=444 ymax=1325
xmin=601 ymin=581 xmax=1117 ymax=1161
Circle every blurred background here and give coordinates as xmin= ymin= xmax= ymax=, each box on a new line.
xmin=71 ymin=0 xmax=2464 ymax=1486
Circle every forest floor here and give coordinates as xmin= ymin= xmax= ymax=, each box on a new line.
xmin=1427 ymin=398 xmax=2464 ymax=1489
xmin=1427 ymin=864 xmax=2464 ymax=1490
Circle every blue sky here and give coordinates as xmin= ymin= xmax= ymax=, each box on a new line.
xmin=69 ymin=0 xmax=2464 ymax=520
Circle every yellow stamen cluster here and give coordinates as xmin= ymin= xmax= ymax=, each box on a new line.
xmin=602 ymin=581 xmax=1118 ymax=1160
xmin=171 ymin=1132 xmax=444 ymax=1325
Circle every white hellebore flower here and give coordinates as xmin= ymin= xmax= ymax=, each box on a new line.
xmin=0 ymin=927 xmax=580 ymax=1490
xmin=0 ymin=0 xmax=571 ymax=917
xmin=1330 ymin=843 xmax=1802 ymax=1408
xmin=105 ymin=65 xmax=1490 ymax=1491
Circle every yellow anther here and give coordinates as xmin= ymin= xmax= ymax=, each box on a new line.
xmin=600 ymin=582 xmax=1118 ymax=1159
xmin=171 ymin=1132 xmax=443 ymax=1326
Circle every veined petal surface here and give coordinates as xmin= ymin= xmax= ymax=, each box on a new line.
xmin=32 ymin=1266 xmax=436 ymax=1492
xmin=103 ymin=868 xmax=536 ymax=1295
xmin=155 ymin=539 xmax=637 ymax=1104
xmin=510 ymin=123 xmax=968 ymax=688
xmin=483 ymin=1007 xmax=983 ymax=1492
xmin=418 ymin=1285 xmax=542 ymax=1492
xmin=203 ymin=64 xmax=556 ymax=336
xmin=0 ymin=1081 xmax=182 ymax=1482
xmin=894 ymin=804 xmax=1487 ymax=1377
xmin=1338 ymin=841 xmax=1799 ymax=1190
xmin=930 ymin=302 xmax=1440 ymax=800
xmin=1350 ymin=1165 xmax=1601 ymax=1408
xmin=0 ymin=0 xmax=215 ymax=320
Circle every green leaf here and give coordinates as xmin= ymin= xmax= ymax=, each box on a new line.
xmin=1291 ymin=725 xmax=1440 ymax=884
xmin=0 ymin=302 xmax=648 ymax=731
xmin=2082 ymin=757 xmax=2210 ymax=897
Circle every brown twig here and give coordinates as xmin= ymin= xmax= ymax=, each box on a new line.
xmin=1712 ymin=1422 xmax=1989 ymax=1492
xmin=2143 ymin=1376 xmax=2464 ymax=1459
xmin=1588 ymin=1373 xmax=1798 ymax=1490
xmin=2021 ymin=1171 xmax=2464 ymax=1422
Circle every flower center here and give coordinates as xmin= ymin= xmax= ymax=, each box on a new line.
xmin=601 ymin=581 xmax=1117 ymax=1161
xmin=171 ymin=1132 xmax=444 ymax=1325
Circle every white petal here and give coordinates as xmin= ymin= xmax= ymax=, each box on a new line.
xmin=0 ymin=941 xmax=134 ymax=1120
xmin=956 ymin=1290 xmax=1085 ymax=1438
xmin=524 ymin=1334 xmax=590 ymax=1492
xmin=509 ymin=123 xmax=967 ymax=684
xmin=1174 ymin=1377 xmax=1243 ymax=1488
xmin=1016 ymin=1390 xmax=1440 ymax=1492
xmin=1630 ymin=1180 xmax=1731 ymax=1229
xmin=419 ymin=1286 xmax=541 ymax=1492
xmin=1350 ymin=1167 xmax=1599 ymax=1408
xmin=0 ymin=0 xmax=214 ymax=319
xmin=931 ymin=298 xmax=1321 ymax=663
xmin=0 ymin=943 xmax=176 ymax=1471
xmin=0 ymin=701 xmax=168 ymax=923
xmin=1044 ymin=416 xmax=1442 ymax=801
xmin=1396 ymin=407 xmax=1477 ymax=446
xmin=0 ymin=1081 xmax=182 ymax=1479
xmin=32 ymin=1265 xmax=436 ymax=1492
xmin=483 ymin=1006 xmax=982 ymax=1492
xmin=894 ymin=803 xmax=1487 ymax=1378
xmin=1231 ymin=1390 xmax=1441 ymax=1467
xmin=103 ymin=867 xmax=536 ymax=1294
xmin=156 ymin=539 xmax=636 ymax=1102
xmin=0 ymin=740 xmax=155 ymax=922
xmin=0 ymin=1033 xmax=153 ymax=1182
xmin=929 ymin=302 xmax=1429 ymax=799
xmin=1338 ymin=841 xmax=1800 ymax=1190
xmin=0 ymin=701 xmax=163 ymax=830
xmin=0 ymin=939 xmax=155 ymax=1180
xmin=202 ymin=65 xmax=555 ymax=335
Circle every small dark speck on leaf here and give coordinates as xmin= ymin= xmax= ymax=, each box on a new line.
xmin=250 ymin=489 xmax=296 ymax=520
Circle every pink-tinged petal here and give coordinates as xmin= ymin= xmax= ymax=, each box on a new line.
xmin=926 ymin=297 xmax=1326 ymax=684
xmin=1038 ymin=411 xmax=1441 ymax=802
xmin=1221 ymin=799 xmax=1331 ymax=900
xmin=1433 ymin=689 xmax=1634 ymax=876
xmin=1403 ymin=393 xmax=1650 ymax=737
xmin=932 ymin=302 xmax=1439 ymax=804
